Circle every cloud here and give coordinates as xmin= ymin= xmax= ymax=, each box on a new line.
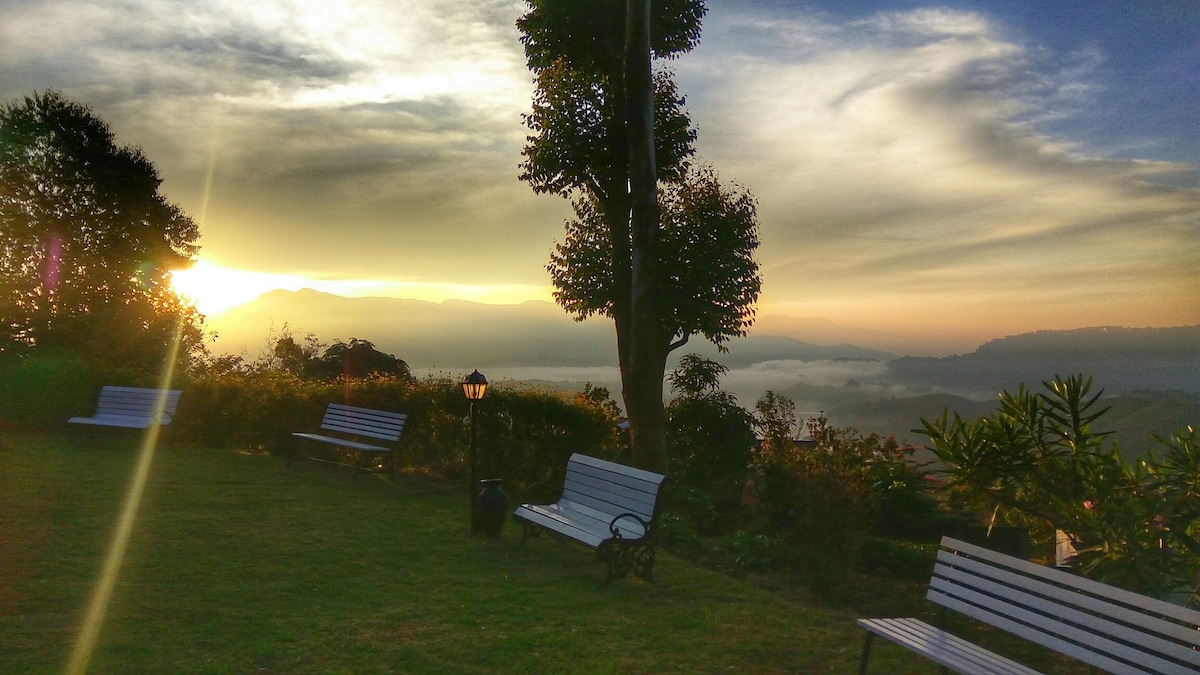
xmin=2 ymin=0 xmax=565 ymax=282
xmin=2 ymin=1 xmax=1196 ymax=355
xmin=681 ymin=6 xmax=1200 ymax=341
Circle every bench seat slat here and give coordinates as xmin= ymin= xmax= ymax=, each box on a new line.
xmin=513 ymin=505 xmax=609 ymax=548
xmin=68 ymin=414 xmax=161 ymax=429
xmin=291 ymin=433 xmax=389 ymax=453
xmin=858 ymin=617 xmax=1044 ymax=675
xmin=928 ymin=590 xmax=1160 ymax=675
xmin=514 ymin=500 xmax=650 ymax=541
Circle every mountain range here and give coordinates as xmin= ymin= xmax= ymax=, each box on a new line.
xmin=206 ymin=290 xmax=1199 ymax=449
xmin=206 ymin=289 xmax=897 ymax=368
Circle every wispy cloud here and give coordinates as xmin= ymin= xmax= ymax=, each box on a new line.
xmin=1 ymin=1 xmax=1196 ymax=355
xmin=682 ymin=7 xmax=1200 ymax=347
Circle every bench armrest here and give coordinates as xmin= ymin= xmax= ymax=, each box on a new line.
xmin=608 ymin=512 xmax=651 ymax=539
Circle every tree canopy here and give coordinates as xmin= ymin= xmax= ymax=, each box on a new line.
xmin=548 ymin=165 xmax=761 ymax=351
xmin=0 ymin=91 xmax=202 ymax=373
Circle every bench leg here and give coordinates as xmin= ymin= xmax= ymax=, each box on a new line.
xmin=858 ymin=632 xmax=874 ymax=675
xmin=596 ymin=538 xmax=655 ymax=586
xmin=515 ymin=518 xmax=542 ymax=545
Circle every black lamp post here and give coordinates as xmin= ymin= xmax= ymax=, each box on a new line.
xmin=462 ymin=369 xmax=488 ymax=534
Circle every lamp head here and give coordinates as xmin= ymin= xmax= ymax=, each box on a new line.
xmin=462 ymin=369 xmax=488 ymax=401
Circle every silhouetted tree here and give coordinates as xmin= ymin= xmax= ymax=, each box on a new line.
xmin=0 ymin=91 xmax=202 ymax=373
xmin=315 ymin=339 xmax=411 ymax=381
xmin=519 ymin=0 xmax=759 ymax=471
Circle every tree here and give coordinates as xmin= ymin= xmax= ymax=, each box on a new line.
xmin=519 ymin=0 xmax=760 ymax=471
xmin=263 ymin=332 xmax=411 ymax=382
xmin=314 ymin=338 xmax=411 ymax=381
xmin=0 ymin=91 xmax=202 ymax=373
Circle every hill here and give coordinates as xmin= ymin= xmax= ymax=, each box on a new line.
xmin=206 ymin=289 xmax=892 ymax=368
xmin=886 ymin=326 xmax=1200 ymax=398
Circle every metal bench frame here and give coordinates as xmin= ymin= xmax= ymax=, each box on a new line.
xmin=512 ymin=453 xmax=667 ymax=586
xmin=858 ymin=536 xmax=1200 ymax=674
xmin=290 ymin=403 xmax=406 ymax=481
xmin=68 ymin=386 xmax=183 ymax=429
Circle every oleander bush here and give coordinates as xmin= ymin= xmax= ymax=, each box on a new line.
xmin=921 ymin=374 xmax=1200 ymax=606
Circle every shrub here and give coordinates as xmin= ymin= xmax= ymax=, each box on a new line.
xmin=921 ymin=374 xmax=1200 ymax=605
xmin=665 ymin=355 xmax=757 ymax=534
xmin=0 ymin=348 xmax=162 ymax=429
xmin=747 ymin=395 xmax=937 ymax=593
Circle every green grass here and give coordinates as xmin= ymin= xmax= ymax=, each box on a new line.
xmin=0 ymin=431 xmax=1086 ymax=673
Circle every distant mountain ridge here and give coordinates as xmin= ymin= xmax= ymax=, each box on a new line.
xmin=206 ymin=289 xmax=891 ymax=368
xmin=974 ymin=326 xmax=1200 ymax=357
xmin=888 ymin=325 xmax=1200 ymax=398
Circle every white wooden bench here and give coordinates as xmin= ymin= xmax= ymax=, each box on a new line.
xmin=858 ymin=536 xmax=1200 ymax=674
xmin=512 ymin=453 xmax=667 ymax=586
xmin=290 ymin=403 xmax=406 ymax=481
xmin=68 ymin=386 xmax=183 ymax=429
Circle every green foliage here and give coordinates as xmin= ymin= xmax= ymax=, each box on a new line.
xmin=168 ymin=368 xmax=623 ymax=493
xmin=717 ymin=531 xmax=782 ymax=571
xmin=747 ymin=394 xmax=934 ymax=593
xmin=0 ymin=91 xmax=203 ymax=373
xmin=0 ymin=348 xmax=174 ymax=429
xmin=858 ymin=537 xmax=938 ymax=581
xmin=548 ymin=167 xmax=761 ymax=350
xmin=474 ymin=383 xmax=623 ymax=492
xmin=664 ymin=354 xmax=757 ymax=534
xmin=754 ymin=390 xmax=799 ymax=459
xmin=0 ymin=350 xmax=96 ymax=428
xmin=920 ymin=374 xmax=1200 ymax=604
xmin=517 ymin=0 xmax=702 ymax=199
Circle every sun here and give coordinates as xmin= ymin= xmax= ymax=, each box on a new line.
xmin=170 ymin=261 xmax=302 ymax=315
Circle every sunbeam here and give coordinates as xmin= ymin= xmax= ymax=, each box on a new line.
xmin=65 ymin=319 xmax=184 ymax=675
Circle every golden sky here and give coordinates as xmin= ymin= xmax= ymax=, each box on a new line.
xmin=3 ymin=0 xmax=1197 ymax=355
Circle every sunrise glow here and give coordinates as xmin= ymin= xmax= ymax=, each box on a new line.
xmin=170 ymin=262 xmax=312 ymax=315
xmin=171 ymin=261 xmax=553 ymax=316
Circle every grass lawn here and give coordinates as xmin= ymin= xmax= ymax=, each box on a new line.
xmin=0 ymin=430 xmax=1086 ymax=673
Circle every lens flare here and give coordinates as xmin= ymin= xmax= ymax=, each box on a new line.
xmin=66 ymin=319 xmax=184 ymax=675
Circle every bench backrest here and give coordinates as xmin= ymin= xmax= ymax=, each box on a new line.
xmin=560 ymin=453 xmax=667 ymax=524
xmin=929 ymin=536 xmax=1200 ymax=675
xmin=319 ymin=404 xmax=406 ymax=442
xmin=96 ymin=386 xmax=183 ymax=421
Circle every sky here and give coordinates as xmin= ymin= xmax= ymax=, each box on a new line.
xmin=2 ymin=0 xmax=1197 ymax=356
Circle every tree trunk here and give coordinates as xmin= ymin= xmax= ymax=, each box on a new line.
xmin=622 ymin=0 xmax=667 ymax=472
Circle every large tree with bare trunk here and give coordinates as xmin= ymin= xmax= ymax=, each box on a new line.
xmin=518 ymin=0 xmax=760 ymax=471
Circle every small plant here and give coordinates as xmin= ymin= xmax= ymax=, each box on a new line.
xmin=718 ymin=531 xmax=781 ymax=571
